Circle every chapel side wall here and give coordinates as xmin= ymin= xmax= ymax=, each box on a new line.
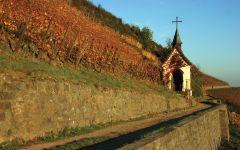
xmin=0 ymin=72 xmax=193 ymax=142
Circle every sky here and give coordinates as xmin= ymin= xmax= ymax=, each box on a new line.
xmin=91 ymin=0 xmax=240 ymax=87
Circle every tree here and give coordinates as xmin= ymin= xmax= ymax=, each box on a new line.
xmin=158 ymin=38 xmax=172 ymax=62
xmin=130 ymin=25 xmax=141 ymax=37
xmin=166 ymin=38 xmax=172 ymax=50
xmin=140 ymin=26 xmax=153 ymax=50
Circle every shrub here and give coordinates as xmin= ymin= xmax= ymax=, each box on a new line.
xmin=191 ymin=76 xmax=203 ymax=97
xmin=0 ymin=0 xmax=161 ymax=83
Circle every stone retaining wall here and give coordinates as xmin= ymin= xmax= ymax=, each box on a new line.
xmin=120 ymin=105 xmax=229 ymax=150
xmin=0 ymin=71 xmax=192 ymax=142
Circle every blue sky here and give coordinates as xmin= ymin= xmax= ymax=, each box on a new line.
xmin=91 ymin=0 xmax=240 ymax=87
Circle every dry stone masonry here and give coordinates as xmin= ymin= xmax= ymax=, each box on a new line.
xmin=120 ymin=105 xmax=229 ymax=150
xmin=0 ymin=71 xmax=192 ymax=142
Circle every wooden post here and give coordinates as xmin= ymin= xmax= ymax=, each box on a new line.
xmin=76 ymin=35 xmax=89 ymax=65
xmin=56 ymin=26 xmax=70 ymax=56
xmin=67 ymin=29 xmax=81 ymax=59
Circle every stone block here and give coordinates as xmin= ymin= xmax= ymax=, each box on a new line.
xmin=0 ymin=92 xmax=16 ymax=100
xmin=0 ymin=102 xmax=11 ymax=110
xmin=0 ymin=111 xmax=5 ymax=121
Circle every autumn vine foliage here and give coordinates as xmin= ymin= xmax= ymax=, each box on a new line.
xmin=0 ymin=0 xmax=161 ymax=83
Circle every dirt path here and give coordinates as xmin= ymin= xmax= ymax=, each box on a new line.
xmin=22 ymin=103 xmax=210 ymax=150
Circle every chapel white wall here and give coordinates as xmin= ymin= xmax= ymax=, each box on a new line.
xmin=180 ymin=66 xmax=191 ymax=91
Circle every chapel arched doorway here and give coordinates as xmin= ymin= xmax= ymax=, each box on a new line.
xmin=172 ymin=69 xmax=183 ymax=91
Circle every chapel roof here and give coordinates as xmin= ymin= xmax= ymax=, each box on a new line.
xmin=172 ymin=28 xmax=182 ymax=48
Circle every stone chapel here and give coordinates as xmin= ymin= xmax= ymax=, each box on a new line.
xmin=162 ymin=20 xmax=192 ymax=96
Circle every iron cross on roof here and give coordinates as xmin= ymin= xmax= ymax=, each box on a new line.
xmin=172 ymin=17 xmax=182 ymax=29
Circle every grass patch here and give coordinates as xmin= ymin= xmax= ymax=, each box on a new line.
xmin=38 ymin=125 xmax=103 ymax=143
xmin=50 ymin=137 xmax=109 ymax=150
xmin=139 ymin=127 xmax=166 ymax=139
xmin=0 ymin=125 xmax=104 ymax=150
xmin=0 ymin=140 xmax=22 ymax=150
xmin=0 ymin=40 xmax=181 ymax=98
